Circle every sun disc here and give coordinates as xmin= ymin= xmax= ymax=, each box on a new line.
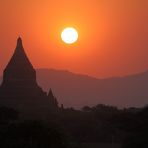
xmin=61 ymin=27 xmax=78 ymax=44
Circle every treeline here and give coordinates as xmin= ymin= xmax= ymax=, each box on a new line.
xmin=0 ymin=104 xmax=148 ymax=148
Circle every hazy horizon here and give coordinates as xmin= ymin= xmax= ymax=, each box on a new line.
xmin=0 ymin=66 xmax=148 ymax=79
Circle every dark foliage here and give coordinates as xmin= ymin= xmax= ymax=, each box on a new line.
xmin=122 ymin=106 xmax=148 ymax=148
xmin=0 ymin=121 xmax=67 ymax=148
xmin=0 ymin=104 xmax=148 ymax=147
xmin=0 ymin=106 xmax=18 ymax=122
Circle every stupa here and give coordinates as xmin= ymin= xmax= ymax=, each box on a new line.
xmin=0 ymin=38 xmax=59 ymax=119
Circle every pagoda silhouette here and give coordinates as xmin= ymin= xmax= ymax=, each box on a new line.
xmin=0 ymin=37 xmax=59 ymax=119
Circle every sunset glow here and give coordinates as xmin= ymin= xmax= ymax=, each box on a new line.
xmin=0 ymin=1 xmax=148 ymax=78
xmin=0 ymin=1 xmax=148 ymax=146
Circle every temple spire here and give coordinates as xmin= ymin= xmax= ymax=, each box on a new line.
xmin=48 ymin=88 xmax=54 ymax=97
xmin=3 ymin=37 xmax=36 ymax=83
xmin=16 ymin=37 xmax=23 ymax=49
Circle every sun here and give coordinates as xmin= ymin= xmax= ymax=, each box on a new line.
xmin=61 ymin=27 xmax=78 ymax=44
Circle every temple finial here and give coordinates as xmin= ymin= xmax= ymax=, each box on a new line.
xmin=48 ymin=88 xmax=53 ymax=96
xmin=17 ymin=37 xmax=23 ymax=47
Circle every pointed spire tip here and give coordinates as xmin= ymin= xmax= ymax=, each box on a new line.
xmin=17 ymin=37 xmax=22 ymax=47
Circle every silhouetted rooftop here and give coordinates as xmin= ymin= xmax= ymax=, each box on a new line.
xmin=5 ymin=37 xmax=34 ymax=71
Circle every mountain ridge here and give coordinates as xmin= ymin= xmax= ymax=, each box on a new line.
xmin=0 ymin=68 xmax=148 ymax=108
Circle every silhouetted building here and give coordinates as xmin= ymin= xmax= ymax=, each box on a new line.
xmin=48 ymin=89 xmax=58 ymax=108
xmin=0 ymin=38 xmax=59 ymax=119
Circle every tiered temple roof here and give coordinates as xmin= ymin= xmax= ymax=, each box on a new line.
xmin=0 ymin=38 xmax=59 ymax=119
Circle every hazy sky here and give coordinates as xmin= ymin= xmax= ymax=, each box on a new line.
xmin=0 ymin=0 xmax=148 ymax=78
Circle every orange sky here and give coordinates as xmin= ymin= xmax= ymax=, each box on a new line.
xmin=0 ymin=0 xmax=148 ymax=78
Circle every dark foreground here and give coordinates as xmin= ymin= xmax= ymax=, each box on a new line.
xmin=70 ymin=143 xmax=121 ymax=148
xmin=0 ymin=104 xmax=148 ymax=148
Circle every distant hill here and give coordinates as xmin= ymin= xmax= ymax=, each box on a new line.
xmin=1 ymin=69 xmax=148 ymax=108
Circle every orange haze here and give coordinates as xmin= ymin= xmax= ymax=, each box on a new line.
xmin=0 ymin=0 xmax=148 ymax=78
